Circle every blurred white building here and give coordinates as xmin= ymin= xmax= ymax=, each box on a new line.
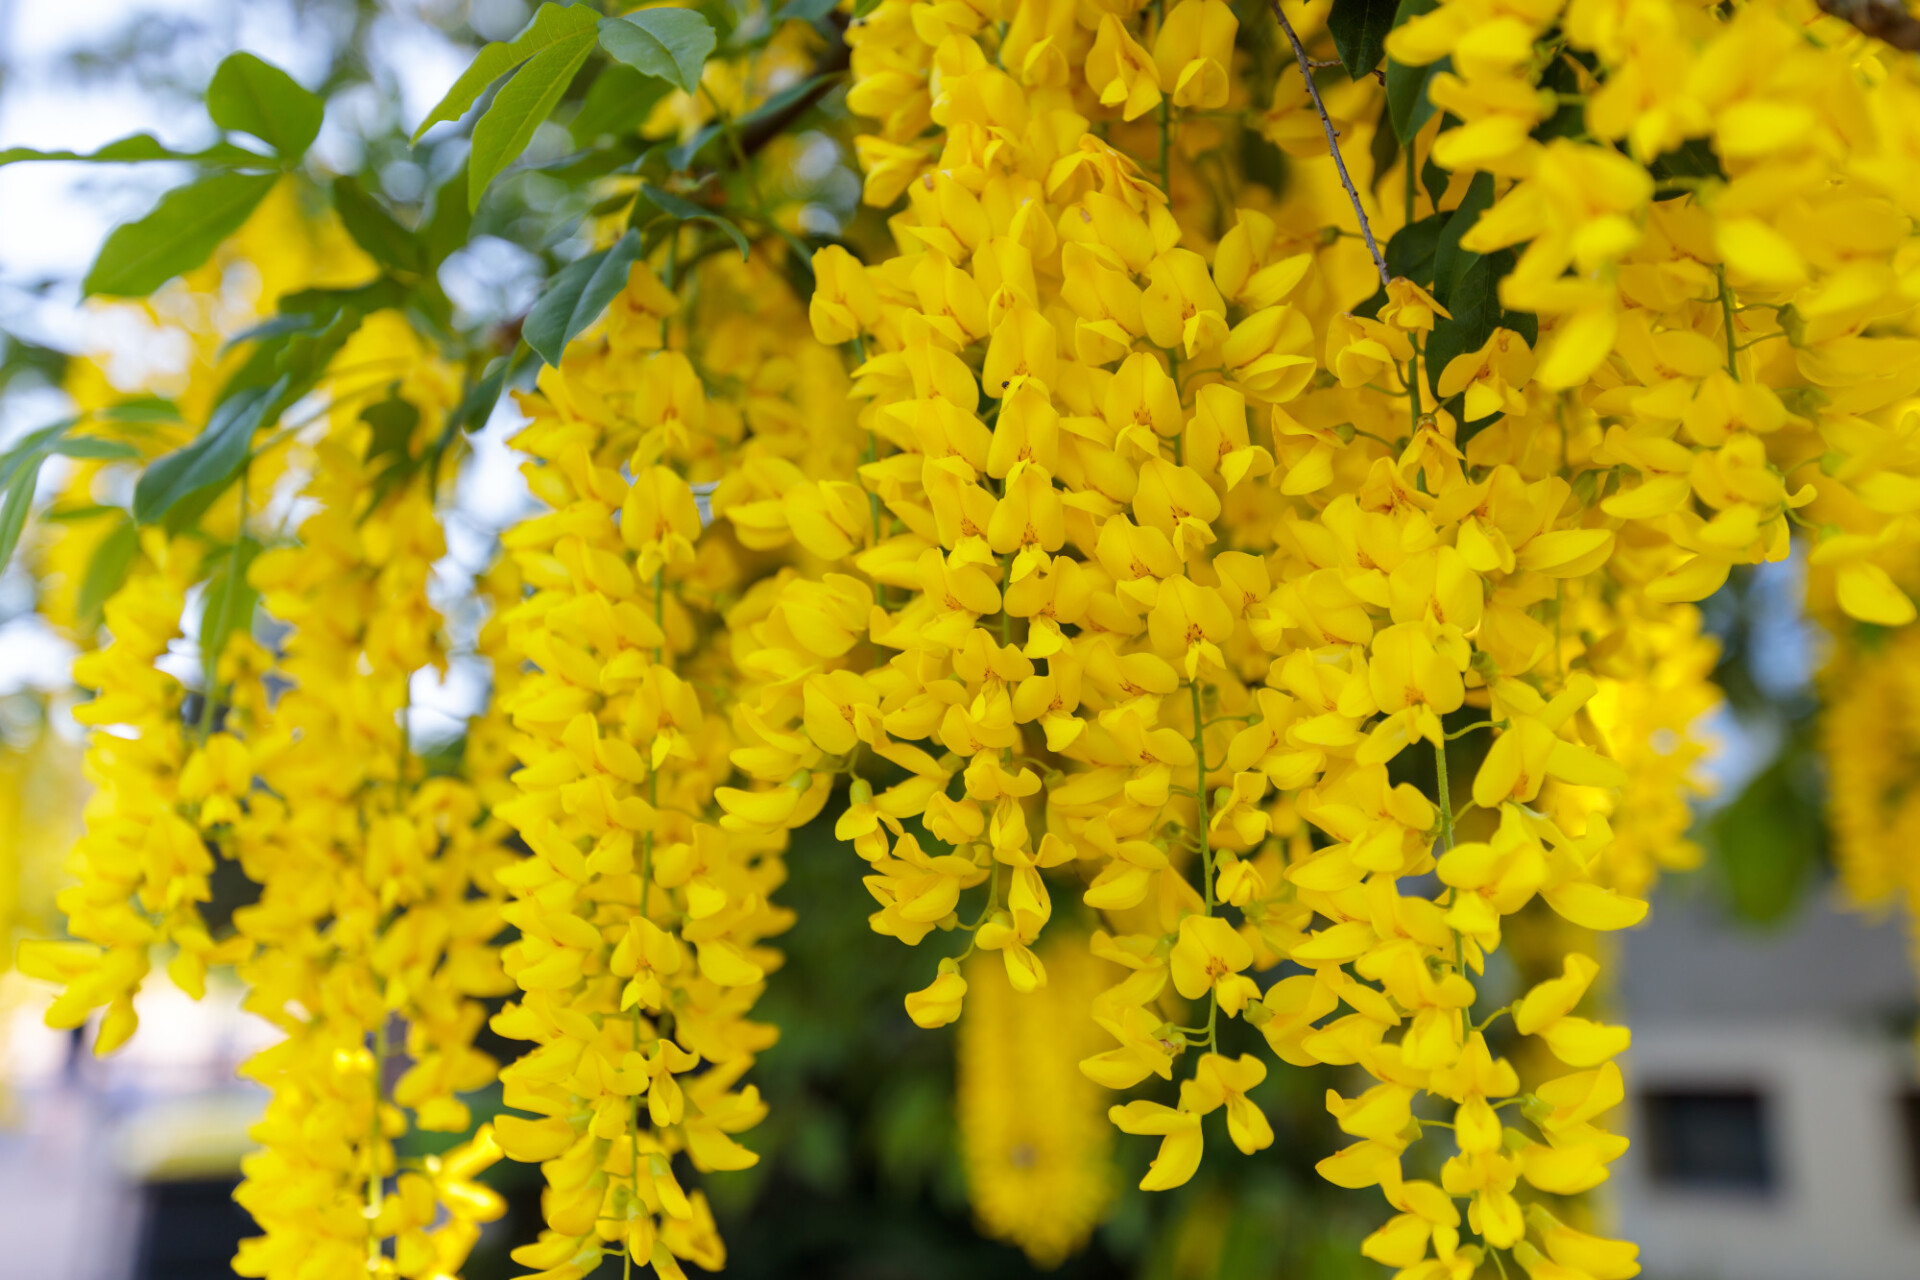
xmin=0 ymin=974 xmax=270 ymax=1280
xmin=1613 ymin=886 xmax=1920 ymax=1280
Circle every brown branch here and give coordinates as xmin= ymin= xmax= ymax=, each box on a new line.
xmin=1268 ymin=0 xmax=1391 ymax=288
xmin=1815 ymin=0 xmax=1920 ymax=49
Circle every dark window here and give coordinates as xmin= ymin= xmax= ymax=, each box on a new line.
xmin=1900 ymin=1091 xmax=1920 ymax=1205
xmin=133 ymin=1177 xmax=253 ymax=1280
xmin=1642 ymin=1088 xmax=1776 ymax=1194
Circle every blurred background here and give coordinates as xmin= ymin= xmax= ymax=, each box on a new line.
xmin=1 ymin=4 xmax=1917 ymax=1279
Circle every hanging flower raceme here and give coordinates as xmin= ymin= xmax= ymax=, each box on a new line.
xmin=489 ymin=244 xmax=828 ymax=1280
xmin=229 ymin=316 xmax=514 ymax=1280
xmin=21 ymin=0 xmax=1920 ymax=1273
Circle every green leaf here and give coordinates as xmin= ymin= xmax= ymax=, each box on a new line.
xmin=1328 ymin=0 xmax=1398 ymax=78
xmin=132 ymin=379 xmax=284 ymax=526
xmin=1425 ymin=173 xmax=1502 ymax=398
xmin=1429 ymin=171 xmax=1492 ymax=303
xmin=0 ymin=420 xmax=77 ymax=485
xmin=0 ymin=133 xmax=274 ymax=169
xmin=599 ymin=10 xmax=716 ymax=96
xmin=422 ymin=168 xmax=474 ymax=270
xmin=468 ymin=27 xmax=599 ymax=211
xmin=199 ymin=535 xmax=263 ymax=686
xmin=1531 ymin=51 xmax=1586 ymax=144
xmin=0 ymin=457 xmax=43 ymax=576
xmin=641 ymin=183 xmax=750 ymax=260
xmin=1385 ymin=212 xmax=1446 ymax=288
xmin=411 ymin=2 xmax=601 ymax=143
xmin=1706 ymin=745 xmax=1823 ymax=927
xmin=572 ymin=63 xmax=673 ymax=147
xmin=217 ymin=280 xmax=405 ymax=406
xmin=0 ymin=331 xmax=70 ymax=398
xmin=776 ymin=0 xmax=843 ymax=25
xmin=664 ymin=72 xmax=834 ymax=171
xmin=98 ymin=396 xmax=181 ymax=425
xmin=206 ymin=53 xmax=324 ymax=158
xmin=363 ymin=394 xmax=421 ymax=463
xmin=1384 ymin=0 xmax=1445 ymax=144
xmin=523 ymin=231 xmax=647 ymax=366
xmin=75 ymin=514 xmax=139 ymax=634
xmin=1424 ymin=247 xmax=1511 ymax=399
xmin=448 ymin=348 xmax=528 ymax=434
xmin=333 ymin=176 xmax=424 ymax=274
xmin=51 ymin=437 xmax=142 ymax=462
xmin=83 ymin=171 xmax=278 ymax=297
xmin=1650 ymin=137 xmax=1725 ymax=190
xmin=1387 ymin=53 xmax=1447 ymax=144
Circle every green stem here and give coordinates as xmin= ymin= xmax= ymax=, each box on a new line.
xmin=367 ymin=1016 xmax=388 ymax=1266
xmin=1405 ymin=135 xmax=1416 ymax=228
xmin=1407 ymin=337 xmax=1424 ymax=433
xmin=1716 ymin=265 xmax=1738 ymax=379
xmin=1191 ymin=679 xmax=1213 ymax=911
xmin=999 ymin=555 xmax=1013 ymax=647
xmin=641 ymin=568 xmax=663 ymax=920
xmin=700 ymin=85 xmax=762 ymax=213
xmin=198 ymin=466 xmax=250 ymax=744
xmin=1471 ymin=1001 xmax=1514 ymax=1033
xmin=626 ymin=1005 xmax=642 ymax=1280
xmin=1433 ymin=737 xmax=1455 ymax=853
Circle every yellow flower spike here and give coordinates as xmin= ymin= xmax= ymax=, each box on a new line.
xmin=48 ymin=0 xmax=1920 ymax=1269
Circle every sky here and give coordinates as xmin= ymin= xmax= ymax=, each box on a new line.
xmin=0 ymin=0 xmax=539 ymax=712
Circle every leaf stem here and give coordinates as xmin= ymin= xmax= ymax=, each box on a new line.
xmin=1715 ymin=264 xmax=1738 ymax=379
xmin=1433 ymin=736 xmax=1455 ymax=853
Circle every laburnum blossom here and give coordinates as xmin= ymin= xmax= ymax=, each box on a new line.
xmin=33 ymin=0 xmax=1920 ymax=1274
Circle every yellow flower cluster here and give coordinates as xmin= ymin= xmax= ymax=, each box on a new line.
xmin=486 ymin=248 xmax=838 ymax=1279
xmin=757 ymin=0 xmax=1920 ymax=1270
xmin=957 ymin=932 xmax=1112 ymax=1266
xmin=20 ymin=532 xmax=226 ymax=1052
xmin=1824 ymin=626 xmax=1920 ymax=919
xmin=23 ymin=218 xmax=517 ymax=1278
xmin=24 ymin=0 xmax=1920 ymax=1273
xmin=229 ymin=316 xmax=513 ymax=1280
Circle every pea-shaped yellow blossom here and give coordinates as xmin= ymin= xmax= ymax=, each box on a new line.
xmin=1169 ymin=914 xmax=1258 ymax=1014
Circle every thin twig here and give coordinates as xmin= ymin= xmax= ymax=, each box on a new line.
xmin=1268 ymin=0 xmax=1390 ymax=288
xmin=1816 ymin=0 xmax=1920 ymax=48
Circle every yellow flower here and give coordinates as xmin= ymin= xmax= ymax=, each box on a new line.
xmin=1169 ymin=914 xmax=1258 ymax=1014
